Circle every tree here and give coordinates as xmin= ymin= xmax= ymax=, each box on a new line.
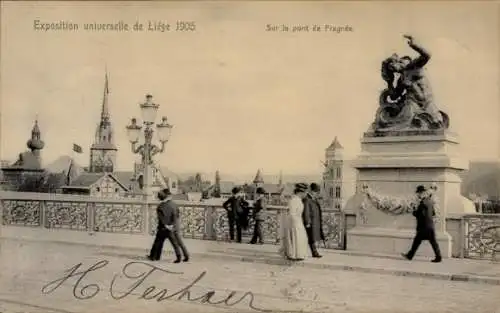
xmin=194 ymin=173 xmax=203 ymax=191
xmin=179 ymin=173 xmax=211 ymax=193
xmin=16 ymin=170 xmax=66 ymax=193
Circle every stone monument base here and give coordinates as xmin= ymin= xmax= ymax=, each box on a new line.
xmin=347 ymin=227 xmax=452 ymax=258
xmin=343 ymin=130 xmax=471 ymax=259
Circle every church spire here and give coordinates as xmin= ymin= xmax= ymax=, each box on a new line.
xmin=101 ymin=69 xmax=110 ymax=125
xmin=89 ymin=68 xmax=117 ymax=173
xmin=213 ymin=170 xmax=221 ymax=198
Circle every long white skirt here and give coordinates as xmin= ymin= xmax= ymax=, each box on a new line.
xmin=279 ymin=214 xmax=309 ymax=260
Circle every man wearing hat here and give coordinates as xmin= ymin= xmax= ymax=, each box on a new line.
xmin=223 ymin=186 xmax=249 ymax=243
xmin=148 ymin=188 xmax=190 ymax=263
xmin=250 ymin=187 xmax=267 ymax=244
xmin=302 ymin=183 xmax=325 ymax=258
xmin=402 ymin=185 xmax=442 ymax=263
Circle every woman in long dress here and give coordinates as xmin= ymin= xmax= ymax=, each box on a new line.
xmin=280 ymin=183 xmax=309 ymax=261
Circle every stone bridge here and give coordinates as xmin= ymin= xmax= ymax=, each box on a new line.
xmin=0 ymin=191 xmax=499 ymax=260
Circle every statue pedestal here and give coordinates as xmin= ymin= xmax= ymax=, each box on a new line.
xmin=345 ymin=130 xmax=475 ymax=258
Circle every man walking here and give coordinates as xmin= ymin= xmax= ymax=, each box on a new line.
xmin=302 ymin=183 xmax=325 ymax=258
xmin=250 ymin=187 xmax=267 ymax=244
xmin=402 ymin=185 xmax=442 ymax=263
xmin=148 ymin=188 xmax=189 ymax=263
xmin=223 ymin=187 xmax=249 ymax=243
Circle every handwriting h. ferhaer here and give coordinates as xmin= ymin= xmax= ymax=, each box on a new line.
xmin=40 ymin=260 xmax=306 ymax=313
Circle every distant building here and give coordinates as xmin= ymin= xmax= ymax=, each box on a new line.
xmin=1 ymin=119 xmax=47 ymax=192
xmin=202 ymin=171 xmax=234 ymax=199
xmin=242 ymin=169 xmax=287 ymax=205
xmin=61 ymin=172 xmax=129 ymax=198
xmin=203 ymin=170 xmax=302 ymax=205
xmin=321 ymin=137 xmax=357 ymax=210
xmin=209 ymin=181 xmax=236 ymax=199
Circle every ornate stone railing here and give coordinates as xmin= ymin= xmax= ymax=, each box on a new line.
xmin=5 ymin=191 xmax=497 ymax=259
xmin=0 ymin=191 xmax=345 ymax=250
xmin=462 ymin=213 xmax=500 ymax=260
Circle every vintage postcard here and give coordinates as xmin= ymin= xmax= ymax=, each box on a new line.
xmin=0 ymin=1 xmax=499 ymax=313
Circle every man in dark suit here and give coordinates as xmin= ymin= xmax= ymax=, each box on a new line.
xmin=223 ymin=187 xmax=249 ymax=243
xmin=250 ymin=187 xmax=267 ymax=244
xmin=148 ymin=188 xmax=189 ymax=263
xmin=402 ymin=185 xmax=442 ymax=263
xmin=302 ymin=183 xmax=325 ymax=258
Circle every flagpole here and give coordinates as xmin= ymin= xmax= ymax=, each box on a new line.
xmin=67 ymin=152 xmax=73 ymax=186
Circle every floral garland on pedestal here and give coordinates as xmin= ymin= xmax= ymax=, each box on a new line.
xmin=361 ymin=185 xmax=417 ymax=216
xmin=359 ymin=201 xmax=369 ymax=224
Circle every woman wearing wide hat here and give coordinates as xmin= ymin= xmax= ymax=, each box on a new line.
xmin=279 ymin=183 xmax=309 ymax=261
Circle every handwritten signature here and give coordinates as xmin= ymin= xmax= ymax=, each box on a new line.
xmin=41 ymin=260 xmax=306 ymax=312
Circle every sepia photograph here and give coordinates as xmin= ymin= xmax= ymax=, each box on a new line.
xmin=0 ymin=1 xmax=499 ymax=312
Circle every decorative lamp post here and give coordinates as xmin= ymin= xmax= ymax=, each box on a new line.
xmin=126 ymin=94 xmax=173 ymax=200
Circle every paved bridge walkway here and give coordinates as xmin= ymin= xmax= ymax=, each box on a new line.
xmin=0 ymin=227 xmax=499 ymax=313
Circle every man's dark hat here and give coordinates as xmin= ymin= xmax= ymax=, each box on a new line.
xmin=158 ymin=188 xmax=171 ymax=200
xmin=256 ymin=187 xmax=266 ymax=194
xmin=295 ymin=183 xmax=308 ymax=191
xmin=415 ymin=185 xmax=426 ymax=193
xmin=310 ymin=183 xmax=320 ymax=192
xmin=232 ymin=186 xmax=241 ymax=194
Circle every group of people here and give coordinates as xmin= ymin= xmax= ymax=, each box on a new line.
xmin=221 ymin=183 xmax=327 ymax=260
xmin=146 ymin=182 xmax=442 ymax=264
xmin=147 ymin=185 xmax=275 ymax=263
xmin=221 ymin=186 xmax=269 ymax=244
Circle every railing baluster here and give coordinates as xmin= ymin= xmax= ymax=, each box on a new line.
xmin=143 ymin=202 xmax=149 ymax=235
xmin=459 ymin=216 xmax=465 ymax=259
xmin=40 ymin=200 xmax=46 ymax=229
xmin=88 ymin=202 xmax=96 ymax=234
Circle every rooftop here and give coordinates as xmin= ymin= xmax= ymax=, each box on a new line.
xmin=326 ymin=136 xmax=343 ymax=150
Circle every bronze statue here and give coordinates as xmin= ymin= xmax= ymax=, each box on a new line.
xmin=372 ymin=35 xmax=449 ymax=131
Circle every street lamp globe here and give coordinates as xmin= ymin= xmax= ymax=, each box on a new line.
xmin=126 ymin=118 xmax=142 ymax=143
xmin=156 ymin=116 xmax=173 ymax=142
xmin=140 ymin=94 xmax=159 ymax=125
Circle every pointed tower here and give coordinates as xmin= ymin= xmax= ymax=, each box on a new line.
xmin=278 ymin=170 xmax=283 ymax=187
xmin=253 ymin=169 xmax=264 ymax=188
xmin=323 ymin=136 xmax=344 ymax=209
xmin=252 ymin=169 xmax=264 ymax=200
xmin=89 ymin=70 xmax=118 ymax=173
xmin=27 ymin=118 xmax=45 ymax=159
xmin=213 ymin=170 xmax=221 ymax=197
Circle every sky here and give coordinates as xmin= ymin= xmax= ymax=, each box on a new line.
xmin=1 ymin=1 xmax=499 ymax=177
